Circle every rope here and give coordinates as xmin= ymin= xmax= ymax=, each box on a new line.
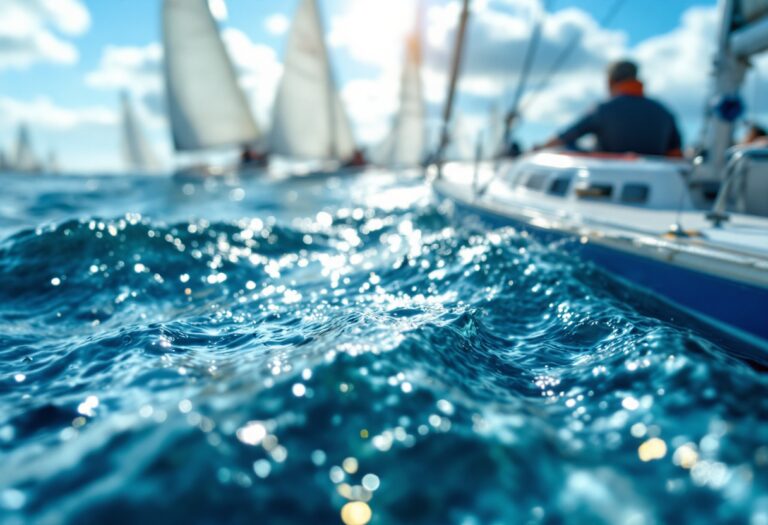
xmin=519 ymin=0 xmax=628 ymax=115
xmin=505 ymin=0 xmax=553 ymax=121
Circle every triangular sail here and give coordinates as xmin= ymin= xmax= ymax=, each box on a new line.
xmin=162 ymin=0 xmax=260 ymax=152
xmin=379 ymin=32 xmax=426 ymax=167
xmin=269 ymin=0 xmax=356 ymax=161
xmin=14 ymin=124 xmax=39 ymax=172
xmin=485 ymin=105 xmax=504 ymax=159
xmin=121 ymin=93 xmax=161 ymax=173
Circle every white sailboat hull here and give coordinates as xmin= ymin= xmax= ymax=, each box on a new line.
xmin=433 ymin=153 xmax=768 ymax=357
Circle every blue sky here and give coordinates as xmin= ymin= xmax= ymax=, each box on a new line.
xmin=0 ymin=0 xmax=746 ymax=172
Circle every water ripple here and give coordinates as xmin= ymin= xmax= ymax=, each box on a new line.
xmin=0 ymin=172 xmax=766 ymax=525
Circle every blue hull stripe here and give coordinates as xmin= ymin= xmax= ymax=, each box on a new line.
xmin=445 ymin=193 xmax=768 ymax=346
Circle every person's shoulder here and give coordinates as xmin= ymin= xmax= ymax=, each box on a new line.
xmin=641 ymin=95 xmax=675 ymax=116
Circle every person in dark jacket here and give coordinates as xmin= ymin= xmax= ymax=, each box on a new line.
xmin=540 ymin=60 xmax=683 ymax=157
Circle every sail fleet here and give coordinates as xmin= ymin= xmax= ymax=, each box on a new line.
xmin=158 ymin=0 xmax=426 ymax=177
xmin=0 ymin=0 xmax=427 ymax=177
xmin=0 ymin=124 xmax=49 ymax=174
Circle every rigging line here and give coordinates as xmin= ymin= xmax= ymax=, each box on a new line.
xmin=506 ymin=0 xmax=553 ymax=121
xmin=435 ymin=0 xmax=471 ymax=163
xmin=519 ymin=0 xmax=628 ymax=116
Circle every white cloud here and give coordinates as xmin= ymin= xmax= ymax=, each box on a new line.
xmin=208 ymin=0 xmax=228 ymax=22
xmin=634 ymin=6 xmax=719 ymax=123
xmin=221 ymin=28 xmax=284 ymax=128
xmin=340 ymin=75 xmax=401 ymax=144
xmin=85 ymin=28 xmax=283 ymax=137
xmin=86 ymin=43 xmax=164 ymax=97
xmin=38 ymin=0 xmax=90 ymax=35
xmin=327 ymin=0 xmax=625 ymax=147
xmin=329 ymin=0 xmax=417 ymax=73
xmin=265 ymin=14 xmax=290 ymax=36
xmin=0 ymin=0 xmax=90 ymax=70
xmin=339 ymin=0 xmax=766 ymax=149
xmin=0 ymin=96 xmax=116 ymax=130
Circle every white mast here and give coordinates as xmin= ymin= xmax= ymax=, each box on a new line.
xmin=703 ymin=0 xmax=768 ymax=179
xmin=269 ymin=0 xmax=356 ymax=161
xmin=120 ymin=92 xmax=161 ymax=173
xmin=162 ymin=0 xmax=260 ymax=152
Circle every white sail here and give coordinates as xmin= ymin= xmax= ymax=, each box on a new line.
xmin=14 ymin=124 xmax=40 ymax=172
xmin=121 ymin=93 xmax=161 ymax=173
xmin=269 ymin=0 xmax=356 ymax=161
xmin=484 ymin=105 xmax=505 ymax=159
xmin=379 ymin=33 xmax=426 ymax=167
xmin=162 ymin=0 xmax=260 ymax=152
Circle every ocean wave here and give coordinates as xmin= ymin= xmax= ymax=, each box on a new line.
xmin=0 ymin=174 xmax=767 ymax=524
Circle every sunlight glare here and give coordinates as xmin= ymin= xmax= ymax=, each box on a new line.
xmin=208 ymin=0 xmax=228 ymax=21
xmin=330 ymin=0 xmax=418 ymax=70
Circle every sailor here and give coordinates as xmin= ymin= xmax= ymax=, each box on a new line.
xmin=540 ymin=59 xmax=683 ymax=157
xmin=343 ymin=148 xmax=368 ymax=168
xmin=240 ymin=144 xmax=268 ymax=168
xmin=742 ymin=122 xmax=768 ymax=146
xmin=502 ymin=111 xmax=523 ymax=158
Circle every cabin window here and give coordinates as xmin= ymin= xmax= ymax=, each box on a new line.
xmin=548 ymin=177 xmax=572 ymax=197
xmin=621 ymin=184 xmax=650 ymax=204
xmin=524 ymin=172 xmax=549 ymax=191
xmin=575 ymin=184 xmax=613 ymax=199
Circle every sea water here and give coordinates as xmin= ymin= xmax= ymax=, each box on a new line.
xmin=0 ymin=171 xmax=767 ymax=525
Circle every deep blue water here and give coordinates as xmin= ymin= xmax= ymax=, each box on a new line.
xmin=1 ymin=171 xmax=767 ymax=525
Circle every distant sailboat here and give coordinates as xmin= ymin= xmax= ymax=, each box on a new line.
xmin=375 ymin=30 xmax=427 ymax=168
xmin=13 ymin=124 xmax=41 ymax=174
xmin=120 ymin=92 xmax=161 ymax=173
xmin=47 ymin=151 xmax=60 ymax=174
xmin=269 ymin=0 xmax=361 ymax=170
xmin=162 ymin=0 xmax=263 ymax=177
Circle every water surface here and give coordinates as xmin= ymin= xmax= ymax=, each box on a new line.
xmin=1 ymin=170 xmax=767 ymax=525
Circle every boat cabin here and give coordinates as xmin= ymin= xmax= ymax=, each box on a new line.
xmin=497 ymin=152 xmax=696 ymax=210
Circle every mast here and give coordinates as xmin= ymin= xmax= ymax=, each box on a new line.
xmin=436 ymin=0 xmax=471 ymax=164
xmin=702 ymin=0 xmax=768 ymax=180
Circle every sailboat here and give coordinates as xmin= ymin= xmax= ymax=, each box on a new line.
xmin=47 ymin=151 xmax=60 ymax=174
xmin=374 ymin=30 xmax=427 ymax=169
xmin=269 ymin=0 xmax=364 ymax=177
xmin=120 ymin=92 xmax=161 ymax=174
xmin=162 ymin=0 xmax=264 ymax=179
xmin=13 ymin=124 xmax=41 ymax=174
xmin=432 ymin=0 xmax=768 ymax=360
